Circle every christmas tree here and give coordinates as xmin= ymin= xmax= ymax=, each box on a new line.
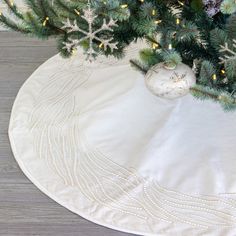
xmin=0 ymin=0 xmax=235 ymax=110
xmin=130 ymin=0 xmax=236 ymax=110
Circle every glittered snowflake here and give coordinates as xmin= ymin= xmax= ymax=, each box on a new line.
xmin=219 ymin=39 xmax=236 ymax=64
xmin=62 ymin=6 xmax=118 ymax=60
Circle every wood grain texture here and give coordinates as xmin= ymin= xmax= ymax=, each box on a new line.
xmin=0 ymin=32 xmax=134 ymax=236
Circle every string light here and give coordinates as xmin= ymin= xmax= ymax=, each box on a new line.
xmin=10 ymin=0 xmax=14 ymax=6
xmin=43 ymin=17 xmax=49 ymax=27
xmin=99 ymin=42 xmax=103 ymax=48
xmin=72 ymin=48 xmax=77 ymax=55
xmin=120 ymin=4 xmax=128 ymax=9
xmin=178 ymin=1 xmax=184 ymax=6
xmin=221 ymin=69 xmax=226 ymax=74
xmin=152 ymin=9 xmax=156 ymax=16
xmin=74 ymin=9 xmax=80 ymax=15
xmin=139 ymin=0 xmax=144 ymax=2
xmin=212 ymin=74 xmax=217 ymax=80
xmin=154 ymin=19 xmax=162 ymax=24
xmin=168 ymin=44 xmax=172 ymax=50
xmin=176 ymin=18 xmax=180 ymax=25
xmin=152 ymin=43 xmax=159 ymax=49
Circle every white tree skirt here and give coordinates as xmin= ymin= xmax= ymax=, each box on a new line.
xmin=9 ymin=44 xmax=236 ymax=236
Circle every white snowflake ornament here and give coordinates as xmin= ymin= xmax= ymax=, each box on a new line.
xmin=219 ymin=39 xmax=236 ymax=64
xmin=61 ymin=4 xmax=118 ymax=60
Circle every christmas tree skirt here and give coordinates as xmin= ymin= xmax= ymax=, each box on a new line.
xmin=9 ymin=45 xmax=236 ymax=236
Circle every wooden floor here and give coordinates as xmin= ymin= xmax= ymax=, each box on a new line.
xmin=0 ymin=32 xmax=133 ymax=236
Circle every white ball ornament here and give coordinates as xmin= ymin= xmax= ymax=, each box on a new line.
xmin=145 ymin=62 xmax=196 ymax=99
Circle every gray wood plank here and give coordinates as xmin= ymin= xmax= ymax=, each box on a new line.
xmin=0 ymin=32 xmax=133 ymax=236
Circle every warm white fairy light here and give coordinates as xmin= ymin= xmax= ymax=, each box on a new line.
xmin=152 ymin=43 xmax=159 ymax=49
xmin=74 ymin=9 xmax=80 ymax=15
xmin=178 ymin=0 xmax=184 ymax=6
xmin=176 ymin=18 xmax=180 ymax=25
xmin=221 ymin=69 xmax=226 ymax=74
xmin=43 ymin=17 xmax=49 ymax=27
xmin=212 ymin=74 xmax=217 ymax=81
xmin=121 ymin=4 xmax=128 ymax=9
xmin=155 ymin=19 xmax=162 ymax=24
